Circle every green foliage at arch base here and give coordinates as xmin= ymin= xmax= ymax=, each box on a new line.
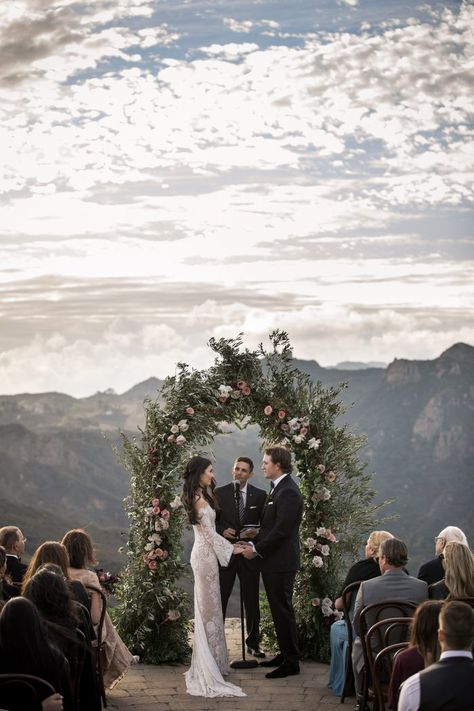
xmin=112 ymin=332 xmax=376 ymax=664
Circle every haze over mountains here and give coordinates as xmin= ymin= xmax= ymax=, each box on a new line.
xmin=0 ymin=343 xmax=472 ymax=574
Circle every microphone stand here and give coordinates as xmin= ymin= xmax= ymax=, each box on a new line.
xmin=230 ymin=481 xmax=258 ymax=669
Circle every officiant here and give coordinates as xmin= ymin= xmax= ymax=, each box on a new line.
xmin=215 ymin=457 xmax=267 ymax=657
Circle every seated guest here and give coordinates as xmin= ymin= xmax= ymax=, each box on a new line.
xmin=418 ymin=525 xmax=469 ymax=586
xmin=62 ymin=528 xmax=136 ymax=688
xmin=22 ymin=541 xmax=90 ymax=610
xmin=0 ymin=596 xmax=72 ymax=710
xmin=0 ymin=526 xmax=27 ymax=586
xmin=328 ymin=530 xmax=393 ymax=697
xmin=352 ymin=538 xmax=428 ymax=705
xmin=0 ymin=545 xmax=20 ymax=604
xmin=398 ymin=600 xmax=474 ymax=711
xmin=429 ymin=540 xmax=474 ymax=602
xmin=23 ymin=567 xmax=101 ymax=711
xmin=388 ymin=599 xmax=443 ymax=709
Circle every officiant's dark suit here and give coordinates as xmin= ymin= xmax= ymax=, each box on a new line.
xmin=215 ymin=461 xmax=266 ymax=652
xmin=250 ymin=447 xmax=304 ymax=677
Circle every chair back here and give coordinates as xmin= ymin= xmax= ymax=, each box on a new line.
xmin=340 ymin=580 xmax=363 ymax=703
xmin=373 ymin=642 xmax=409 ymax=711
xmin=383 ymin=617 xmax=412 ymax=647
xmin=359 ymin=600 xmax=417 ymax=711
xmin=0 ymin=673 xmax=55 ymax=711
xmin=85 ymin=584 xmax=108 ymax=708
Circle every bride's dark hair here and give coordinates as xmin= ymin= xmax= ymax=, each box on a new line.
xmin=181 ymin=455 xmax=219 ymax=524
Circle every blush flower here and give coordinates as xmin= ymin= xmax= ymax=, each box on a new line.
xmin=185 ymin=407 xmax=195 ymax=415
xmin=166 ymin=609 xmax=181 ymax=622
xmin=176 ymin=434 xmax=186 ymax=445
xmin=321 ymin=545 xmax=330 ymax=556
xmin=170 ymin=424 xmax=179 ymax=434
xmin=278 ymin=410 xmax=286 ymax=420
xmin=326 ymin=470 xmax=336 ymax=482
xmin=166 ymin=434 xmax=175 ymax=443
xmin=264 ymin=405 xmax=273 ymax=416
xmin=318 ymin=464 xmax=326 ymax=474
xmin=161 ymin=509 xmax=170 ymax=521
xmin=312 ymin=555 xmax=324 ymax=568
xmin=311 ymin=597 xmax=321 ymax=607
xmin=242 ymin=385 xmax=251 ymax=396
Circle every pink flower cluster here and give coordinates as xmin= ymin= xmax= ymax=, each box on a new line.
xmin=218 ymin=381 xmax=251 ymax=403
xmin=143 ymin=547 xmax=168 ymax=570
xmin=144 ymin=498 xmax=171 ymax=570
xmin=166 ymin=417 xmax=190 ymax=445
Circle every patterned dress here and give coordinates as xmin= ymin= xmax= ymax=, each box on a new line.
xmin=185 ymin=502 xmax=245 ymax=697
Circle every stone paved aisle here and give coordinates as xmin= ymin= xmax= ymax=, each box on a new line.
xmin=107 ymin=619 xmax=353 ymax=711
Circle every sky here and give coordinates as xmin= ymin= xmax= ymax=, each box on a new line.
xmin=0 ymin=0 xmax=473 ymax=397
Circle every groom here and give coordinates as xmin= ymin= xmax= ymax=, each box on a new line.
xmin=241 ymin=446 xmax=303 ymax=678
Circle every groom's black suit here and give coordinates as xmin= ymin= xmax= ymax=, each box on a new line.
xmin=254 ymin=475 xmax=303 ymax=665
xmin=215 ymin=482 xmax=266 ymax=649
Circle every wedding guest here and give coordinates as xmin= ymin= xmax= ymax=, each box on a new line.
xmin=0 ymin=596 xmax=72 ymax=710
xmin=22 ymin=541 xmax=90 ymax=609
xmin=0 ymin=545 xmax=20 ymax=604
xmin=398 ymin=600 xmax=474 ymax=711
xmin=0 ymin=526 xmax=27 ymax=585
xmin=328 ymin=530 xmax=393 ymax=697
xmin=388 ymin=599 xmax=443 ymax=709
xmin=352 ymin=538 xmax=428 ymax=705
xmin=418 ymin=525 xmax=469 ymax=586
xmin=429 ymin=541 xmax=474 ymax=601
xmin=23 ymin=567 xmax=101 ymax=711
xmin=61 ymin=528 xmax=136 ymax=688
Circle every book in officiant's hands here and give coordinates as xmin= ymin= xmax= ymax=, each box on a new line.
xmin=239 ymin=524 xmax=260 ymax=540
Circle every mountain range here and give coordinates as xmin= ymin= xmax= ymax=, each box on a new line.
xmin=0 ymin=342 xmax=472 ymax=577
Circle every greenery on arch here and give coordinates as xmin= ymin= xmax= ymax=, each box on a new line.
xmin=113 ymin=332 xmax=376 ymax=663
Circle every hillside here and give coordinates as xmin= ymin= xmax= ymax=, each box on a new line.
xmin=0 ymin=343 xmax=472 ymax=576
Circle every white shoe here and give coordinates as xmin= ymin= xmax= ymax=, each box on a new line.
xmin=131 ymin=655 xmax=140 ymax=664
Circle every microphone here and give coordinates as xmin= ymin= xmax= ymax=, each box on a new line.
xmin=233 ymin=480 xmax=240 ymax=503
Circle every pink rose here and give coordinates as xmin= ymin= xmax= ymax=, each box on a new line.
xmin=278 ymin=410 xmax=286 ymax=420
xmin=219 ymin=394 xmax=228 ymax=403
xmin=152 ymin=498 xmax=160 ymax=508
xmin=155 ymin=548 xmax=168 ymax=560
xmin=264 ymin=405 xmax=273 ymax=416
xmin=166 ymin=434 xmax=175 ymax=443
xmin=237 ymin=380 xmax=247 ymax=389
xmin=311 ymin=597 xmax=321 ymax=607
xmin=148 ymin=560 xmax=157 ymax=570
xmin=281 ymin=423 xmax=290 ymax=432
xmin=185 ymin=406 xmax=195 ymax=415
xmin=326 ymin=470 xmax=336 ymax=482
xmin=242 ymin=386 xmax=251 ymax=396
xmin=318 ymin=464 xmax=326 ymax=474
xmin=175 ymin=434 xmax=186 ymax=445
xmin=300 ymin=427 xmax=308 ymax=436
xmin=161 ymin=509 xmax=170 ymax=521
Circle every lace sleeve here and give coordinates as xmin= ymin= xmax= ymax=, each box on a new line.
xmin=196 ymin=502 xmax=234 ymax=567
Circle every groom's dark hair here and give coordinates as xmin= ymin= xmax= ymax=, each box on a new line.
xmin=265 ymin=446 xmax=292 ymax=472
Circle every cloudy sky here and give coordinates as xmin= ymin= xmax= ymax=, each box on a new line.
xmin=1 ymin=0 xmax=473 ymax=397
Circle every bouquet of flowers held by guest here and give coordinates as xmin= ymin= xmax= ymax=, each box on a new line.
xmin=95 ymin=568 xmax=119 ymax=596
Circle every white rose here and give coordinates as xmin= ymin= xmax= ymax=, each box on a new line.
xmin=312 ymin=555 xmax=324 ymax=568
xmin=293 ymin=435 xmax=303 ymax=444
xmin=321 ymin=487 xmax=331 ymax=501
xmin=316 ymin=527 xmax=327 ymax=536
xmin=218 ymin=384 xmax=232 ymax=395
xmin=178 ymin=419 xmax=189 ymax=431
xmin=170 ymin=495 xmax=182 ymax=509
xmin=304 ymin=537 xmax=317 ymax=548
xmin=321 ymin=545 xmax=330 ymax=556
xmin=176 ymin=434 xmax=186 ymax=445
xmin=161 ymin=520 xmax=169 ymax=530
xmin=170 ymin=424 xmax=179 ymax=434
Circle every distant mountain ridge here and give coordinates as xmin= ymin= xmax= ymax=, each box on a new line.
xmin=0 ymin=343 xmax=472 ymax=572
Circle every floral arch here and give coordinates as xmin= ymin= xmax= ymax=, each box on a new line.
xmin=113 ymin=332 xmax=375 ymax=663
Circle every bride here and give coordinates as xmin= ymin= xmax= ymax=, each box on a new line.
xmin=181 ymin=455 xmax=246 ymax=697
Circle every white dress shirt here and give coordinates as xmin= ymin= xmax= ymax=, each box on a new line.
xmin=397 ymin=650 xmax=473 ymax=711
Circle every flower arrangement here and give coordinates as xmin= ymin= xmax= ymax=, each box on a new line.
xmin=116 ymin=331 xmax=376 ymax=663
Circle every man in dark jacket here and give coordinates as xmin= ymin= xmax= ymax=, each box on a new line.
xmin=215 ymin=456 xmax=266 ymax=657
xmin=0 ymin=526 xmax=27 ymax=586
xmin=241 ymin=446 xmax=303 ymax=679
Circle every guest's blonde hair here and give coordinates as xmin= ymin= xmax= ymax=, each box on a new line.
xmin=444 ymin=541 xmax=474 ymax=599
xmin=367 ymin=530 xmax=393 ymax=558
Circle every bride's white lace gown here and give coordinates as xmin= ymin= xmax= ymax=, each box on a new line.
xmin=185 ymin=501 xmax=246 ymax=697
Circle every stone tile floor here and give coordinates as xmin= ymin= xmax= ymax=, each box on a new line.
xmin=107 ymin=619 xmax=354 ymax=711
